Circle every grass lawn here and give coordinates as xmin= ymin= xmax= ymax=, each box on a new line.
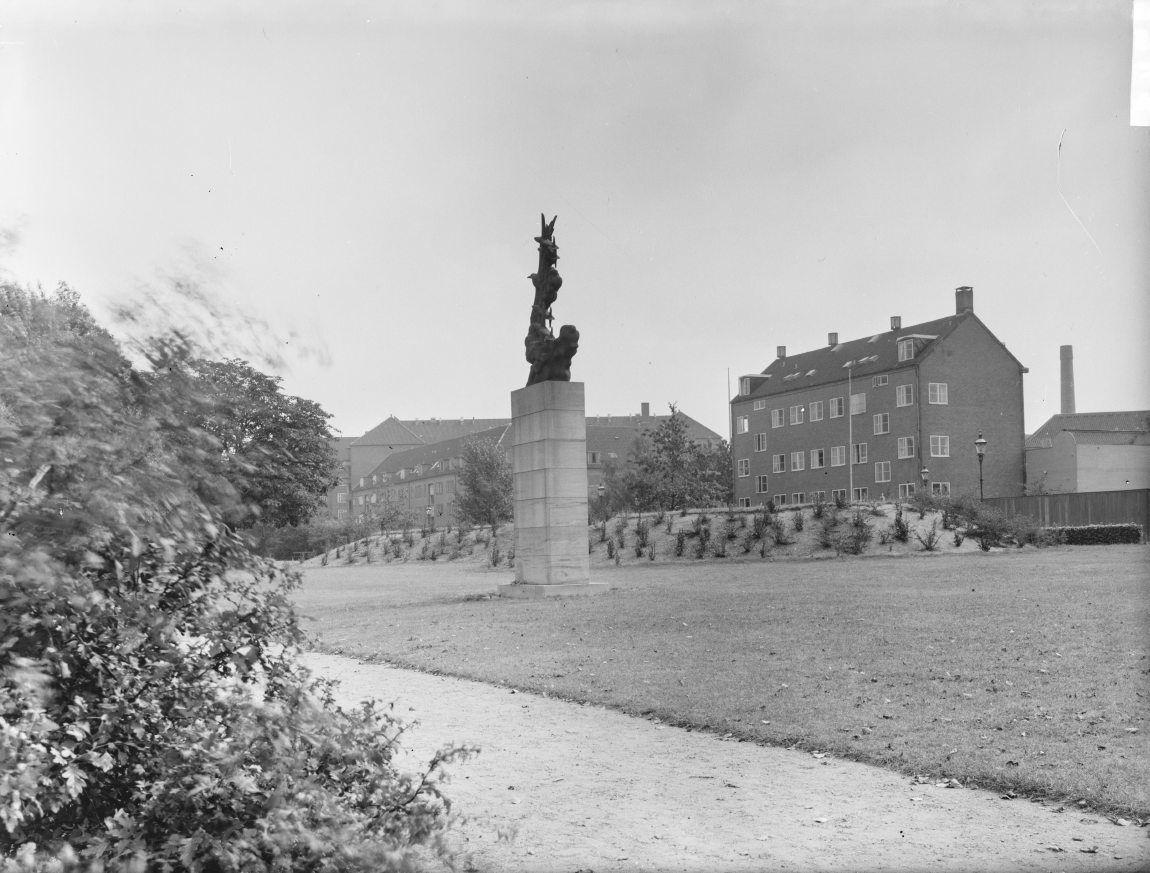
xmin=295 ymin=546 xmax=1150 ymax=818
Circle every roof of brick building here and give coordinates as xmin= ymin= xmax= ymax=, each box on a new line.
xmin=1026 ymin=411 xmax=1150 ymax=448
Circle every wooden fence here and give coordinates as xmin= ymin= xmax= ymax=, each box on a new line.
xmin=982 ymin=489 xmax=1149 ymax=538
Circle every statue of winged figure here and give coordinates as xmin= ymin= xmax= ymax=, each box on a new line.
xmin=524 ymin=214 xmax=579 ymax=385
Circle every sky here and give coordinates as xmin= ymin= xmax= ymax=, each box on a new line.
xmin=1 ymin=0 xmax=1147 ymax=442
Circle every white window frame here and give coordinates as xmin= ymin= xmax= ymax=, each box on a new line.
xmin=850 ymin=393 xmax=867 ymax=415
xmin=789 ymin=404 xmax=805 ymax=425
xmin=790 ymin=451 xmax=805 ymax=471
xmin=929 ymin=435 xmax=950 ymax=458
xmin=337 ymin=492 xmax=347 ymax=503
xmin=896 ymin=384 xmax=915 ymax=407
xmin=772 ymin=454 xmax=786 ymax=473
xmin=771 ymin=408 xmax=785 ymax=428
xmin=773 ymin=493 xmax=788 ymax=506
xmin=897 ymin=338 xmax=914 ymax=362
xmin=737 ymin=458 xmax=751 ymax=477
xmin=852 ymin=442 xmax=868 ymax=465
xmin=928 ymin=382 xmax=949 ymax=405
xmin=830 ymin=488 xmax=847 ymax=502
xmin=931 ymin=481 xmax=951 ymax=496
xmin=872 ymin=374 xmax=888 ymax=387
xmin=897 ymin=436 xmax=916 ymax=459
xmin=898 ymin=482 xmax=916 ymax=499
xmin=814 ymin=490 xmax=827 ymax=502
xmin=830 ymin=445 xmax=846 ymax=467
xmin=830 ymin=397 xmax=845 ymax=418
xmin=737 ymin=415 xmax=749 ymax=434
xmin=852 ymin=487 xmax=869 ymax=502
xmin=810 ymin=448 xmax=825 ymax=469
xmin=791 ymin=492 xmax=805 ymax=505
xmin=738 ymin=497 xmax=752 ymax=508
xmin=875 ymin=460 xmax=891 ymax=483
xmin=873 ymin=413 xmax=890 ymax=435
xmin=755 ymin=433 xmax=768 ymax=452
xmin=753 ymin=399 xmax=767 ymax=410
xmin=756 ymin=474 xmax=769 ymax=493
xmin=810 ymin=400 xmax=824 ymax=422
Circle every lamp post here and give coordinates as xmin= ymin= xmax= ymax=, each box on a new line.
xmin=596 ymin=482 xmax=606 ymax=522
xmin=974 ymin=431 xmax=988 ymax=501
xmin=920 ymin=466 xmax=929 ymax=497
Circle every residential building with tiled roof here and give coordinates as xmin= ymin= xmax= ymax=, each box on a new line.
xmin=1025 ymin=411 xmax=1150 ymax=493
xmin=730 ymin=286 xmax=1027 ymax=506
xmin=324 ymin=436 xmax=359 ymax=520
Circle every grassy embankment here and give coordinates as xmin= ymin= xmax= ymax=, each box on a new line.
xmin=295 ymin=544 xmax=1150 ymax=819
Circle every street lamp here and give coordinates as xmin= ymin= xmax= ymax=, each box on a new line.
xmin=974 ymin=432 xmax=988 ymax=500
xmin=920 ymin=466 xmax=929 ymax=496
xmin=596 ymin=482 xmax=606 ymax=522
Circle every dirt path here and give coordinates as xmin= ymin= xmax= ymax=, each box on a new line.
xmin=304 ymin=652 xmax=1149 ymax=872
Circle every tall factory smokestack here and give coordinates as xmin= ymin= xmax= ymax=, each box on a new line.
xmin=1060 ymin=345 xmax=1076 ymax=414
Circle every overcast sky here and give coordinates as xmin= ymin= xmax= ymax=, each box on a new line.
xmin=2 ymin=1 xmax=1147 ymax=442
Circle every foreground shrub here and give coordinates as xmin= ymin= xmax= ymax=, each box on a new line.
xmin=0 ymin=283 xmax=468 ymax=870
xmin=1047 ymin=523 xmax=1142 ymax=545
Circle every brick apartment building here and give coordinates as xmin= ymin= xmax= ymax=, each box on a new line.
xmin=342 ymin=404 xmax=723 ymax=527
xmin=730 ymin=287 xmax=1027 ymax=507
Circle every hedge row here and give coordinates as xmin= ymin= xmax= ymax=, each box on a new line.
xmin=1046 ymin=523 xmax=1143 ymax=545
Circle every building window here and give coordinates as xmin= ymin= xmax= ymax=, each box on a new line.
xmin=755 ymin=433 xmax=768 ymax=452
xmin=810 ymin=400 xmax=824 ymax=421
xmin=337 ymin=492 xmax=347 ymax=503
xmin=356 ymin=495 xmax=365 ymax=505
xmin=852 ymin=442 xmax=868 ymax=464
xmin=931 ymin=482 xmax=951 ymax=496
xmin=791 ymin=492 xmax=805 ymax=504
xmin=830 ymin=445 xmax=846 ymax=467
xmin=850 ymin=393 xmax=866 ymax=415
xmin=873 ymin=413 xmax=890 ymax=435
xmin=852 ymin=487 xmax=869 ymax=502
xmin=897 ymin=338 xmax=915 ymax=361
xmin=754 ymin=399 xmax=767 ymax=410
xmin=875 ymin=460 xmax=891 ymax=482
xmin=608 ymin=452 xmax=618 ymax=459
xmin=740 ymin=376 xmax=752 ymax=395
xmin=737 ymin=415 xmax=749 ymax=434
xmin=771 ymin=409 xmax=785 ymax=428
xmin=830 ymin=488 xmax=847 ymax=503
xmin=872 ymin=374 xmax=888 ymax=387
xmin=772 ymin=454 xmax=786 ymax=473
xmin=756 ymin=474 xmax=769 ymax=493
xmin=358 ymin=477 xmax=365 ymax=488
xmin=830 ymin=397 xmax=845 ymax=418
xmin=371 ymin=475 xmax=378 ymax=486
xmin=897 ymin=436 xmax=916 ymax=459
xmin=737 ymin=458 xmax=750 ymax=477
xmin=738 ymin=497 xmax=752 ymax=508
xmin=790 ymin=405 xmax=805 ymax=425
xmin=813 ymin=490 xmax=826 ymax=502
xmin=810 ymin=448 xmax=825 ymax=469
xmin=790 ymin=451 xmax=805 ymax=471
xmin=773 ymin=494 xmax=788 ymax=506
xmin=896 ymin=384 xmax=914 ymax=407
xmin=898 ymin=483 xmax=916 ymax=499
xmin=370 ymin=492 xmax=378 ymax=503
xmin=929 ymin=435 xmax=950 ymax=457
xmin=588 ymin=451 xmax=600 ymax=464
xmin=928 ymin=382 xmax=949 ymax=404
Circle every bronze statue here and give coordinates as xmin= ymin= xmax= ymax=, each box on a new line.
xmin=524 ymin=214 xmax=579 ymax=385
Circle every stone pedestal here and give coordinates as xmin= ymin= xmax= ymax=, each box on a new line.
xmin=498 ymin=381 xmax=608 ymax=598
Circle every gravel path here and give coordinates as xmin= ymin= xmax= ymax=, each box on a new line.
xmin=304 ymin=652 xmax=1149 ymax=872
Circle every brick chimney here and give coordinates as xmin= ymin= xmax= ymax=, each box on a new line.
xmin=776 ymin=345 xmax=786 ymax=360
xmin=1060 ymin=345 xmax=1076 ymax=414
xmin=890 ymin=316 xmax=901 ymax=331
xmin=828 ymin=332 xmax=838 ymax=347
xmin=641 ymin=402 xmax=650 ymax=418
xmin=955 ymin=286 xmax=974 ymax=314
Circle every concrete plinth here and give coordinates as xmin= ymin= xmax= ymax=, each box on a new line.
xmin=499 ymin=380 xmax=607 ymax=598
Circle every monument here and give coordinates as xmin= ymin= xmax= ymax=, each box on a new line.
xmin=498 ymin=216 xmax=607 ymax=598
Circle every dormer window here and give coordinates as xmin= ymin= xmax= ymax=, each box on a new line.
xmin=739 ymin=376 xmax=751 ymax=396
xmin=897 ymin=338 xmax=915 ymax=362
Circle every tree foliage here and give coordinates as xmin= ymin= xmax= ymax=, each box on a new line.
xmin=455 ymin=437 xmax=513 ymax=536
xmin=0 ymin=283 xmax=467 ymax=870
xmin=601 ymin=405 xmax=733 ymax=512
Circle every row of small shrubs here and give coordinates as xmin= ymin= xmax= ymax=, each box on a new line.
xmin=1045 ymin=523 xmax=1142 ymax=545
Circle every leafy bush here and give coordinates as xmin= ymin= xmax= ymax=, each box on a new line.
xmin=832 ymin=492 xmax=847 ymax=510
xmin=675 ymin=531 xmax=686 ymax=557
xmin=765 ymin=499 xmax=777 ymax=513
xmin=607 ymin=539 xmax=616 ymax=560
xmin=792 ymin=510 xmax=805 ymax=533
xmin=712 ymin=537 xmax=728 ymax=558
xmin=812 ymin=499 xmax=826 ymax=520
xmin=741 ymin=531 xmax=756 ymax=554
xmin=636 ymin=519 xmax=650 ymax=548
xmin=653 ymin=510 xmax=666 ymax=526
xmin=723 ymin=515 xmax=740 ymax=540
xmin=0 ymin=284 xmax=467 ymax=870
xmin=953 ymin=529 xmax=965 ymax=547
xmin=892 ymin=508 xmax=909 ymax=543
xmin=915 ymin=520 xmax=942 ymax=551
xmin=1046 ymin=524 xmax=1142 ymax=545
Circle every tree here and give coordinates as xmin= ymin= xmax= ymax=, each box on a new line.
xmin=1 ymin=283 xmax=466 ymax=870
xmin=181 ymin=358 xmax=339 ymax=529
xmin=456 ymin=437 xmax=513 ymax=539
